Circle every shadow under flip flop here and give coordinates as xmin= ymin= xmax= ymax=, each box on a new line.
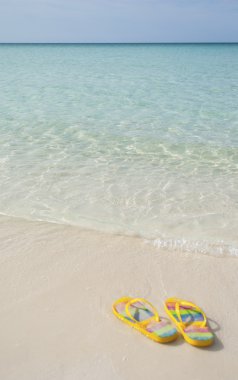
xmin=201 ymin=318 xmax=224 ymax=352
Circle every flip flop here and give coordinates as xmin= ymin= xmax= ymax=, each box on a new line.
xmin=112 ymin=296 xmax=178 ymax=343
xmin=164 ymin=297 xmax=214 ymax=347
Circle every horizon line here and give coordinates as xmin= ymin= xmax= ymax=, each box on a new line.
xmin=0 ymin=42 xmax=238 ymax=45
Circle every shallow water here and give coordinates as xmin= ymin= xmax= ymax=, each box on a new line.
xmin=0 ymin=44 xmax=238 ymax=256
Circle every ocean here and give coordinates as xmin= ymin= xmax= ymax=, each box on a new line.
xmin=0 ymin=43 xmax=238 ymax=256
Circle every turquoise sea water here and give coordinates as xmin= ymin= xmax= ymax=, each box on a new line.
xmin=0 ymin=44 xmax=238 ymax=256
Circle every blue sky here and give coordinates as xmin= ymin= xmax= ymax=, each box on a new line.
xmin=0 ymin=0 xmax=238 ymax=42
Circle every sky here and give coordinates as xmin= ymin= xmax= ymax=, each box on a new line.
xmin=0 ymin=0 xmax=238 ymax=43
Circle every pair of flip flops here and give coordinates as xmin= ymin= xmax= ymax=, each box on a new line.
xmin=112 ymin=297 xmax=214 ymax=347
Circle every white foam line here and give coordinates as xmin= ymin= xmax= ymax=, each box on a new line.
xmin=146 ymin=237 xmax=238 ymax=258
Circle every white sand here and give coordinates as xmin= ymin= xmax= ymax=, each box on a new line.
xmin=0 ymin=215 xmax=237 ymax=380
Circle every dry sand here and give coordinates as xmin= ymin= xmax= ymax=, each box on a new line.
xmin=0 ymin=215 xmax=237 ymax=380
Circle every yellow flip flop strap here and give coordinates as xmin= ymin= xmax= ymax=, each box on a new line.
xmin=175 ymin=300 xmax=207 ymax=328
xmin=125 ymin=298 xmax=159 ymax=326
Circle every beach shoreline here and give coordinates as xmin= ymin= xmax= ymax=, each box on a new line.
xmin=0 ymin=215 xmax=237 ymax=379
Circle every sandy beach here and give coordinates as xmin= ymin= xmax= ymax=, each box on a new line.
xmin=0 ymin=215 xmax=237 ymax=380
